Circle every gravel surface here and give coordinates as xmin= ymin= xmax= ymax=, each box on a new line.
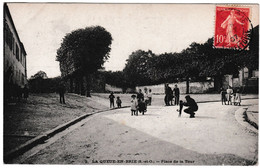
xmin=12 ymin=99 xmax=258 ymax=165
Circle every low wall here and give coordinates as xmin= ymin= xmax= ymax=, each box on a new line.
xmin=136 ymin=81 xmax=214 ymax=94
xmin=105 ymin=84 xmax=123 ymax=93
xmin=105 ymin=81 xmax=214 ymax=94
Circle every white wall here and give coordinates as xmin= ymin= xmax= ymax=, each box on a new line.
xmin=136 ymin=81 xmax=214 ymax=94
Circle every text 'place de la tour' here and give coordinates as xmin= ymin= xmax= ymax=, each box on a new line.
xmin=3 ymin=2 xmax=259 ymax=166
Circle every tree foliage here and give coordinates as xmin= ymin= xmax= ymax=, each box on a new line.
xmin=28 ymin=71 xmax=61 ymax=93
xmin=114 ymin=26 xmax=258 ymax=89
xmin=30 ymin=70 xmax=48 ymax=80
xmin=56 ymin=26 xmax=113 ymax=75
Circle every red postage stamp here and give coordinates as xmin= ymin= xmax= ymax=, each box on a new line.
xmin=214 ymin=6 xmax=251 ymax=49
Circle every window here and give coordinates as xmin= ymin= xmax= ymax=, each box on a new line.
xmin=5 ymin=23 xmax=14 ymax=52
xmin=18 ymin=70 xmax=21 ymax=83
xmin=22 ymin=73 xmax=24 ymax=85
xmin=12 ymin=36 xmax=15 ymax=54
xmin=16 ymin=44 xmax=19 ymax=61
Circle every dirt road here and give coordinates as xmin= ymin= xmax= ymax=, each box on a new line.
xmin=11 ymin=99 xmax=258 ymax=165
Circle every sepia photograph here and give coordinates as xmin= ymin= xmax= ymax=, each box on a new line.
xmin=3 ymin=1 xmax=259 ymax=165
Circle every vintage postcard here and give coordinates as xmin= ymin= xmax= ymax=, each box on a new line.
xmin=3 ymin=2 xmax=259 ymax=166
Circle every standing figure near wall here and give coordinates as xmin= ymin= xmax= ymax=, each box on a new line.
xmin=226 ymin=86 xmax=233 ymax=105
xmin=109 ymin=92 xmax=115 ymax=108
xmin=173 ymin=84 xmax=180 ymax=106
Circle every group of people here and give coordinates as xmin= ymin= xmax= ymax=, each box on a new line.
xmin=109 ymin=88 xmax=153 ymax=116
xmin=108 ymin=92 xmax=122 ymax=108
xmin=130 ymin=88 xmax=152 ymax=116
xmin=164 ymin=84 xmax=180 ymax=106
xmin=220 ymin=86 xmax=241 ymax=106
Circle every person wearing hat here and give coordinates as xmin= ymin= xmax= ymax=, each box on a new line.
xmin=178 ymin=95 xmax=198 ymax=118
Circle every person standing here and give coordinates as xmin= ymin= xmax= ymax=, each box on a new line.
xmin=58 ymin=82 xmax=66 ymax=104
xmin=109 ymin=92 xmax=115 ymax=108
xmin=235 ymin=89 xmax=241 ymax=106
xmin=226 ymin=86 xmax=233 ymax=105
xmin=173 ymin=84 xmax=180 ymax=106
xmin=144 ymin=87 xmax=149 ymax=106
xmin=232 ymin=89 xmax=236 ymax=105
xmin=220 ymin=87 xmax=227 ymax=105
xmin=164 ymin=84 xmax=172 ymax=106
xmin=137 ymin=89 xmax=146 ymax=113
xmin=137 ymin=89 xmax=144 ymax=102
xmin=147 ymin=89 xmax=153 ymax=105
xmin=131 ymin=95 xmax=138 ymax=116
xmin=116 ymin=96 xmax=122 ymax=108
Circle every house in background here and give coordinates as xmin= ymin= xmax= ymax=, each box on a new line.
xmin=4 ymin=3 xmax=27 ymax=87
xmin=223 ymin=68 xmax=258 ymax=93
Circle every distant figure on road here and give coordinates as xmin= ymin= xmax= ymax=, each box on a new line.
xmin=226 ymin=86 xmax=233 ymax=105
xmin=220 ymin=87 xmax=227 ymax=105
xmin=109 ymin=92 xmax=115 ymax=108
xmin=23 ymin=84 xmax=29 ymax=100
xmin=147 ymin=89 xmax=152 ymax=105
xmin=173 ymin=84 xmax=180 ymax=105
xmin=131 ymin=95 xmax=138 ymax=116
xmin=58 ymin=82 xmax=66 ymax=104
xmin=177 ymin=95 xmax=198 ymax=118
xmin=116 ymin=96 xmax=122 ymax=108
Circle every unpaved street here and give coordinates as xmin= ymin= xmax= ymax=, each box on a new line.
xmin=11 ymin=99 xmax=258 ymax=165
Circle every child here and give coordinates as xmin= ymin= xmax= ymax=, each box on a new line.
xmin=116 ymin=96 xmax=122 ymax=108
xmin=235 ymin=89 xmax=241 ymax=106
xmin=109 ymin=92 xmax=115 ymax=108
xmin=220 ymin=88 xmax=227 ymax=105
xmin=131 ymin=95 xmax=138 ymax=116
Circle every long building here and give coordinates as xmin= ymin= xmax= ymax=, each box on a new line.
xmin=4 ymin=3 xmax=27 ymax=87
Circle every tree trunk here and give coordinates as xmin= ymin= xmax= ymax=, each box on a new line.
xmin=75 ymin=77 xmax=80 ymax=94
xmin=186 ymin=77 xmax=190 ymax=94
xmin=80 ymin=76 xmax=85 ymax=96
xmin=86 ymin=74 xmax=91 ymax=97
xmin=214 ymin=75 xmax=222 ymax=92
xmin=69 ymin=77 xmax=73 ymax=93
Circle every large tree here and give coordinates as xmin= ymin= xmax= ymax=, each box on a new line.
xmin=123 ymin=50 xmax=155 ymax=86
xmin=56 ymin=26 xmax=112 ymax=96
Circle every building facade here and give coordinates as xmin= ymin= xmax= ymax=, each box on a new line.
xmin=223 ymin=68 xmax=259 ymax=93
xmin=4 ymin=3 xmax=27 ymax=87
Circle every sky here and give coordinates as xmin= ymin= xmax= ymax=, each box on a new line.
xmin=7 ymin=3 xmax=259 ymax=78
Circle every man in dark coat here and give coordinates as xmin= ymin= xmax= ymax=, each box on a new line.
xmin=58 ymin=83 xmax=66 ymax=104
xmin=137 ymin=89 xmax=146 ymax=114
xmin=173 ymin=84 xmax=180 ymax=105
xmin=164 ymin=84 xmax=172 ymax=106
xmin=178 ymin=95 xmax=198 ymax=118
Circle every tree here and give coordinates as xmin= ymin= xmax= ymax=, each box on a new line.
xmin=56 ymin=26 xmax=113 ymax=96
xmin=123 ymin=50 xmax=155 ymax=86
xmin=30 ymin=70 xmax=48 ymax=80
